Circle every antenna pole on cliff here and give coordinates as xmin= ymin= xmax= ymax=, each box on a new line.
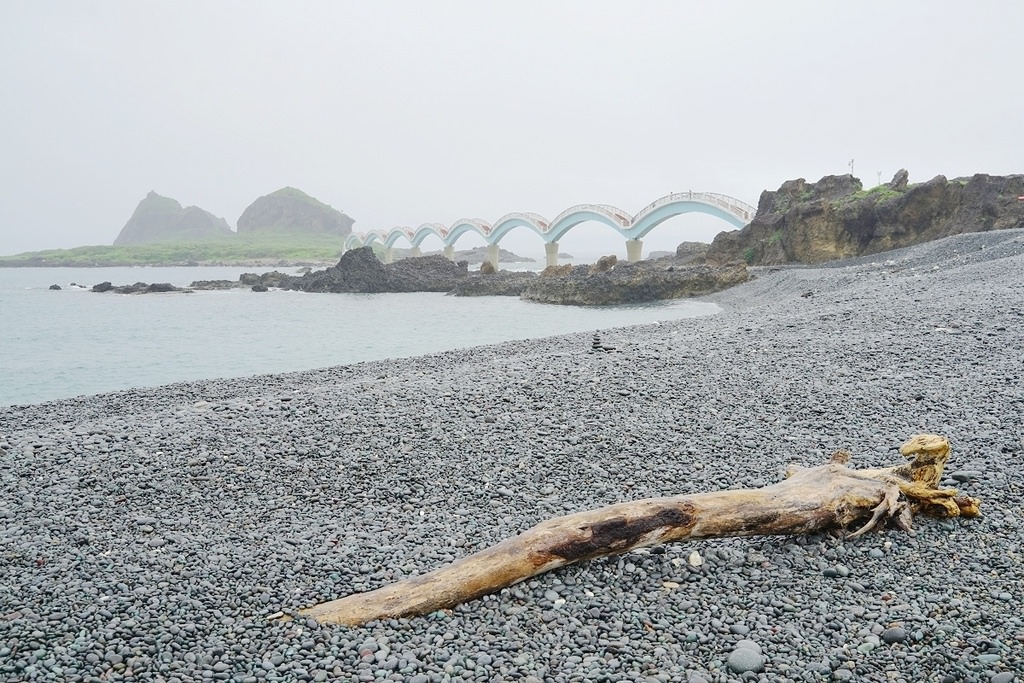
xmin=849 ymin=158 xmax=855 ymax=176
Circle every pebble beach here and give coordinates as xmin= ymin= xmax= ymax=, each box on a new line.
xmin=2 ymin=229 xmax=1023 ymax=682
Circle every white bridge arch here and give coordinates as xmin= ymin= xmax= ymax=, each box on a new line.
xmin=344 ymin=191 xmax=755 ymax=268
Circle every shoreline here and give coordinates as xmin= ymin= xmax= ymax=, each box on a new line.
xmin=2 ymin=228 xmax=1023 ymax=680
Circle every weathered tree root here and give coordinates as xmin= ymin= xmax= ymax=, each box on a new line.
xmin=300 ymin=434 xmax=980 ymax=626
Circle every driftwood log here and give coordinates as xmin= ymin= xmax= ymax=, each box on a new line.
xmin=301 ymin=434 xmax=980 ymax=626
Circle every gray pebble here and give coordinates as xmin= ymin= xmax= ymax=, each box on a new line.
xmin=726 ymin=647 xmax=764 ymax=673
xmin=882 ymin=627 xmax=907 ymax=644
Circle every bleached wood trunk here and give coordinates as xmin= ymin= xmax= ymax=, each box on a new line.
xmin=300 ymin=434 xmax=979 ymax=626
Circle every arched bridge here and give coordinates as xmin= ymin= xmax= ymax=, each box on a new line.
xmin=344 ymin=191 xmax=756 ymax=268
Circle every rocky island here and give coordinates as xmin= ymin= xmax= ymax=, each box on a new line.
xmin=236 ymin=187 xmax=354 ymax=237
xmin=1 ymin=187 xmax=355 ymax=267
xmin=113 ymin=191 xmax=233 ymax=245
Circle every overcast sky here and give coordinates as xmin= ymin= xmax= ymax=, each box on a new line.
xmin=2 ymin=1 xmax=1022 ymax=260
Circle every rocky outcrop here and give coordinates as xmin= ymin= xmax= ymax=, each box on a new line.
xmin=237 ymin=187 xmax=354 ymax=236
xmin=448 ymin=271 xmax=537 ymax=297
xmin=238 ymin=271 xmax=293 ymax=289
xmin=520 ymin=260 xmax=750 ymax=306
xmin=113 ymin=191 xmax=232 ymax=246
xmin=672 ymin=241 xmax=712 ymax=263
xmin=384 ymin=255 xmax=470 ymax=292
xmin=273 ymin=247 xmax=468 ymax=293
xmin=592 ymin=255 xmax=617 ymax=273
xmin=280 ymin=248 xmax=387 ymax=292
xmin=705 ymin=171 xmax=1024 ymax=265
xmin=91 ymin=281 xmax=186 ymax=294
xmin=236 ymin=247 xmax=747 ymax=303
xmin=188 ymin=279 xmax=239 ymax=290
xmin=445 ymin=246 xmax=535 ymax=264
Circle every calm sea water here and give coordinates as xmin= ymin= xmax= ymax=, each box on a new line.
xmin=0 ymin=266 xmax=719 ymax=406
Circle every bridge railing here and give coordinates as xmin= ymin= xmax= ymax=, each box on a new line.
xmin=348 ymin=191 xmax=757 ymax=248
xmin=634 ymin=192 xmax=757 ymax=222
xmin=549 ymin=203 xmax=631 ymax=228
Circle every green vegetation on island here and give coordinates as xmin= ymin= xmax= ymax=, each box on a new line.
xmin=0 ymin=232 xmax=348 ymax=267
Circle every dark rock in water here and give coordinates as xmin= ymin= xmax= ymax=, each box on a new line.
xmin=145 ymin=283 xmax=177 ymax=293
xmin=283 ymin=247 xmax=387 ymax=292
xmin=91 ymin=281 xmax=185 ymax=294
xmin=273 ymin=247 xmax=468 ymax=294
xmin=189 ymin=279 xmax=239 ymax=290
xmin=239 ymin=271 xmax=291 ymax=289
xmin=237 ymin=187 xmax=354 ymax=237
xmin=706 ymin=170 xmax=1024 ymax=265
xmin=250 ymin=246 xmax=743 ymax=303
xmin=521 ymin=261 xmax=749 ymax=305
xmin=113 ymin=191 xmax=232 ymax=246
xmin=49 ymin=284 xmax=61 ymax=290
xmin=385 ymin=254 xmax=469 ymax=292
xmin=448 ymin=271 xmax=537 ymax=297
xmin=478 ymin=260 xmax=497 ymax=275
xmin=251 ymin=284 xmax=269 ymax=292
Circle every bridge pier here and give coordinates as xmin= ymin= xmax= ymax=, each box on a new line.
xmin=443 ymin=246 xmax=455 ymax=261
xmin=625 ymin=239 xmax=643 ymax=263
xmin=409 ymin=246 xmax=422 ymax=257
xmin=487 ymin=244 xmax=500 ymax=271
xmin=544 ymin=242 xmax=560 ymax=268
xmin=384 ymin=247 xmax=394 ymax=264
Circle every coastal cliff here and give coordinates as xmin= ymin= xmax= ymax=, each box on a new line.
xmin=706 ymin=171 xmax=1024 ymax=265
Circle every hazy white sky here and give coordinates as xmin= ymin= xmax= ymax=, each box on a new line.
xmin=2 ymin=1 xmax=1022 ymax=260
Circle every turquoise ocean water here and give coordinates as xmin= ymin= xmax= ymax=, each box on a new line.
xmin=0 ymin=266 xmax=719 ymax=406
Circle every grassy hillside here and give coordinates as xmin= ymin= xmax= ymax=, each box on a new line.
xmin=0 ymin=233 xmax=348 ymax=267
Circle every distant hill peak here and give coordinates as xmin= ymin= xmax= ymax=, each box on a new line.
xmin=113 ymin=192 xmax=232 ymax=246
xmin=237 ymin=187 xmax=355 ymax=236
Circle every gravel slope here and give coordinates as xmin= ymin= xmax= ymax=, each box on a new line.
xmin=2 ymin=229 xmax=1023 ymax=683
